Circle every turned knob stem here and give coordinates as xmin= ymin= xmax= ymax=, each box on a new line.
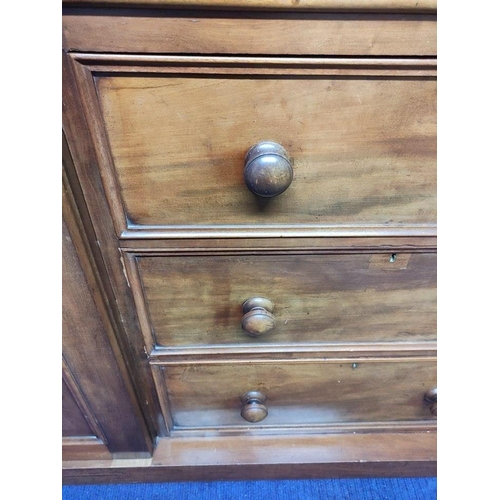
xmin=241 ymin=297 xmax=276 ymax=337
xmin=429 ymin=402 xmax=437 ymax=417
xmin=244 ymin=141 xmax=293 ymax=198
xmin=240 ymin=391 xmax=268 ymax=423
xmin=424 ymin=388 xmax=437 ymax=417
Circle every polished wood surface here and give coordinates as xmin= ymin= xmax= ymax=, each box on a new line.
xmin=132 ymin=252 xmax=436 ymax=348
xmin=63 ymin=10 xmax=436 ymax=56
xmin=63 ymin=0 xmax=437 ymax=482
xmin=244 ymin=142 xmax=293 ymax=198
xmin=424 ymin=387 xmax=437 ymax=417
xmin=62 ymin=431 xmax=436 ymax=484
xmin=63 ymin=0 xmax=437 ymax=11
xmin=63 ymin=136 xmax=153 ymax=454
xmin=62 ymin=378 xmax=93 ymax=437
xmin=429 ymin=402 xmax=437 ymax=416
xmin=62 ymin=437 xmax=113 ymax=462
xmin=160 ymin=359 xmax=436 ymax=428
xmin=94 ymin=69 xmax=436 ymax=229
xmin=240 ymin=391 xmax=269 ymax=423
xmin=63 ymin=52 xmax=170 ymax=439
xmin=241 ymin=297 xmax=277 ymax=337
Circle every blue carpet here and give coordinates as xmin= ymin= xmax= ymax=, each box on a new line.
xmin=63 ymin=478 xmax=437 ymax=499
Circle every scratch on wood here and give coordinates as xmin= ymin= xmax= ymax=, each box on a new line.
xmin=119 ymin=253 xmax=131 ymax=288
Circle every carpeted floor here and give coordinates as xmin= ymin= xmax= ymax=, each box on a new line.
xmin=62 ymin=477 xmax=437 ymax=499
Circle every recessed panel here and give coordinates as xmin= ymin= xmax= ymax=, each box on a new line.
xmin=96 ymin=73 xmax=436 ymax=230
xmin=135 ymin=252 xmax=436 ymax=348
xmin=162 ymin=360 xmax=437 ymax=428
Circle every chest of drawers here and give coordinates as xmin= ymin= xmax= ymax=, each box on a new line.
xmin=62 ymin=0 xmax=437 ymax=483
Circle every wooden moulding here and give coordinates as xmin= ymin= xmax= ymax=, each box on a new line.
xmin=155 ymin=359 xmax=437 ymax=429
xmin=147 ymin=342 xmax=437 ymax=363
xmin=62 ymin=358 xmax=108 ymax=445
xmin=68 ymin=54 xmax=436 ymax=240
xmin=119 ymin=236 xmax=437 ymax=252
xmin=62 ymin=437 xmax=113 ymax=462
xmin=119 ymin=227 xmax=438 ymax=241
xmin=62 ymin=431 xmax=436 ymax=484
xmin=125 ymin=252 xmax=436 ymax=351
xmin=62 ymin=157 xmax=154 ymax=453
xmin=63 ymin=51 xmax=170 ymax=439
xmin=121 ymin=244 xmax=437 ymax=363
xmin=62 ymin=0 xmax=437 ymax=12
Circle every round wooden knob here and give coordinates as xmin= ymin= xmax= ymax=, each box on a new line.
xmin=241 ymin=297 xmax=276 ymax=337
xmin=240 ymin=391 xmax=268 ymax=423
xmin=244 ymin=141 xmax=293 ymax=197
xmin=424 ymin=388 xmax=437 ymax=417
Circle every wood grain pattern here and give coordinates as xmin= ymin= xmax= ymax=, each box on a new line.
xmin=120 ymin=225 xmax=437 ymax=240
xmin=149 ymin=342 xmax=437 ymax=363
xmin=132 ymin=253 xmax=436 ymax=348
xmin=94 ymin=68 xmax=436 ymax=230
xmin=75 ymin=54 xmax=437 ymax=76
xmin=170 ymin=419 xmax=435 ymax=438
xmin=62 ymin=357 xmax=108 ymax=443
xmin=120 ymin=235 xmax=437 ymax=250
xmin=63 ymin=53 xmax=169 ymax=439
xmin=62 ymin=0 xmax=437 ymax=11
xmin=63 ymin=10 xmax=436 ymax=56
xmin=62 ymin=378 xmax=94 ymax=437
xmin=62 ymin=3 xmax=438 ymax=480
xmin=160 ymin=359 xmax=436 ymax=428
xmin=63 ymin=136 xmax=153 ymax=452
xmin=62 ymin=431 xmax=436 ymax=484
xmin=62 ymin=437 xmax=112 ymax=461
xmin=62 ymin=215 xmax=151 ymax=451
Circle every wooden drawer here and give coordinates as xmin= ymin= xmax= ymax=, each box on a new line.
xmin=159 ymin=359 xmax=437 ymax=429
xmin=74 ymin=55 xmax=436 ymax=236
xmin=127 ymin=252 xmax=436 ymax=349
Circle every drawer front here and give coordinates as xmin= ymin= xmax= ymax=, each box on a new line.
xmin=160 ymin=360 xmax=437 ymax=428
xmin=92 ymin=61 xmax=436 ymax=232
xmin=132 ymin=252 xmax=436 ymax=348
